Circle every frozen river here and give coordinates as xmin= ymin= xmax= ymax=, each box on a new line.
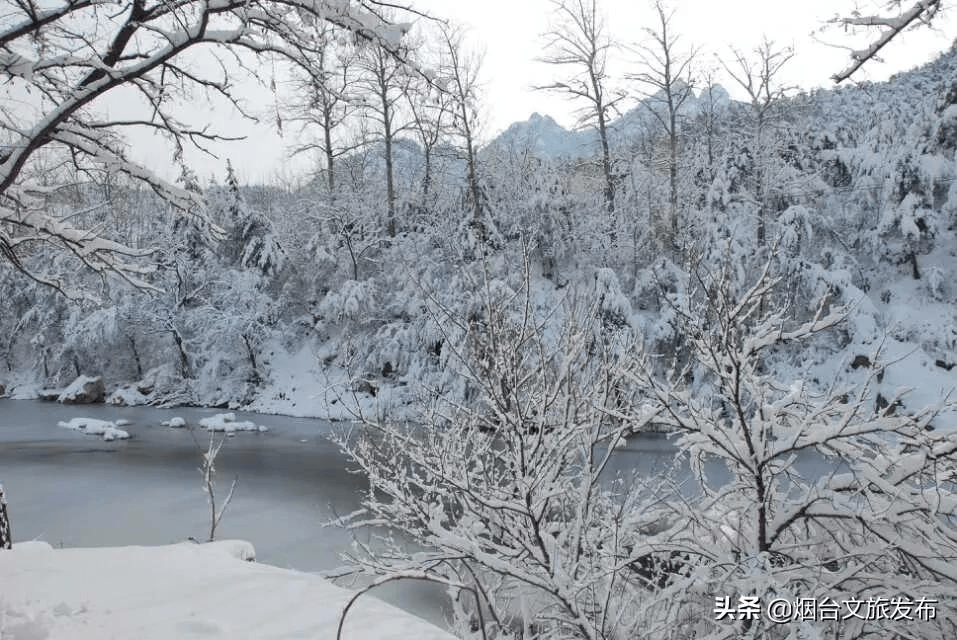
xmin=0 ymin=398 xmax=740 ymax=626
xmin=0 ymin=399 xmax=449 ymax=623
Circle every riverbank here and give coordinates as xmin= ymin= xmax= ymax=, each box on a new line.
xmin=0 ymin=341 xmax=409 ymax=423
xmin=0 ymin=540 xmax=455 ymax=640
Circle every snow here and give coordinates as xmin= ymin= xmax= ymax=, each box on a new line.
xmin=162 ymin=417 xmax=188 ymax=428
xmin=56 ymin=417 xmax=130 ymax=441
xmin=0 ymin=542 xmax=456 ymax=640
xmin=107 ymin=386 xmax=149 ymax=406
xmin=199 ymin=413 xmax=269 ymax=433
xmin=245 ymin=341 xmax=403 ymax=421
xmin=6 ymin=382 xmax=41 ymax=400
xmin=55 ymin=375 xmax=103 ymax=404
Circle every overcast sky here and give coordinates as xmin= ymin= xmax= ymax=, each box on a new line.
xmin=155 ymin=0 xmax=956 ymax=184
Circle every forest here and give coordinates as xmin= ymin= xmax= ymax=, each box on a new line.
xmin=2 ymin=0 xmax=957 ymax=638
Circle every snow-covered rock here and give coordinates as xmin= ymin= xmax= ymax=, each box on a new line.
xmin=199 ymin=413 xmax=268 ymax=433
xmin=107 ymin=386 xmax=149 ymax=406
xmin=135 ymin=363 xmax=179 ymax=397
xmin=57 ymin=375 xmax=105 ymax=404
xmin=57 ymin=417 xmax=130 ymax=441
xmin=162 ymin=417 xmax=187 ymax=428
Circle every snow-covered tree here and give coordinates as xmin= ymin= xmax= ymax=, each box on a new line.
xmin=334 ymin=264 xmax=659 ymax=639
xmin=623 ymin=255 xmax=957 ymax=639
xmin=333 ymin=250 xmax=957 ymax=639
xmin=537 ymin=0 xmax=624 ymax=217
xmin=629 ymin=1 xmax=696 ymax=245
xmin=0 ymin=0 xmax=416 ymax=288
xmin=213 ymin=161 xmax=285 ymax=278
xmin=437 ymin=24 xmax=487 ymax=240
xmin=720 ymin=39 xmax=795 ymax=247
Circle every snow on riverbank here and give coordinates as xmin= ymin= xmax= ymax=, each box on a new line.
xmin=245 ymin=342 xmax=407 ymax=421
xmin=0 ymin=541 xmax=455 ymax=640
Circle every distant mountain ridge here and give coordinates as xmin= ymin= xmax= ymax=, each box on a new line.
xmin=484 ymin=83 xmax=733 ymax=161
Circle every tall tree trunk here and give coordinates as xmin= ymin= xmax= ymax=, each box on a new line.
xmin=462 ymin=113 xmax=484 ymax=240
xmin=128 ymin=334 xmax=143 ymax=379
xmin=381 ymin=84 xmax=396 ymax=238
xmin=668 ymin=106 xmax=678 ymax=243
xmin=323 ymin=103 xmax=336 ymax=195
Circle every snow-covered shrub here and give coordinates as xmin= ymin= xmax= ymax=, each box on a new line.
xmin=334 ymin=277 xmax=657 ymax=639
xmin=593 ymin=267 xmax=630 ymax=329
xmin=336 ymin=257 xmax=957 ymax=640
xmin=617 ymin=259 xmax=957 ymax=639
xmin=926 ymin=264 xmax=946 ymax=300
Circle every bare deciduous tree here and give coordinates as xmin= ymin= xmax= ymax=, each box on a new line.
xmin=537 ymin=0 xmax=624 ymax=218
xmin=720 ymin=38 xmax=794 ymax=246
xmin=357 ymin=40 xmax=413 ymax=238
xmin=629 ymin=1 xmax=696 ymax=246
xmin=438 ymin=25 xmax=487 ymax=239
xmin=406 ymin=61 xmax=453 ymax=203
xmin=286 ymin=23 xmax=364 ymax=197
xmin=190 ymin=425 xmax=238 ymax=543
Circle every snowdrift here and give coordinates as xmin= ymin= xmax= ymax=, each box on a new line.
xmin=0 ymin=541 xmax=455 ymax=640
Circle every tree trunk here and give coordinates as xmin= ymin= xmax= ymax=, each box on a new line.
xmin=668 ymin=104 xmax=679 ymax=243
xmin=323 ymin=107 xmax=335 ymax=195
xmin=596 ymin=108 xmax=615 ymax=216
xmin=0 ymin=485 xmax=12 ymax=549
xmin=381 ymin=83 xmax=396 ymax=238
xmin=128 ymin=334 xmax=143 ymax=379
xmin=168 ymin=322 xmax=192 ymax=379
xmin=463 ymin=124 xmax=484 ymax=241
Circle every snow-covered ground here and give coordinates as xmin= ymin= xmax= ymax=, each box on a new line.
xmin=245 ymin=342 xmax=407 ymax=421
xmin=0 ymin=540 xmax=455 ymax=640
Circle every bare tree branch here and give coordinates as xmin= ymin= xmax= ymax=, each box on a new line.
xmin=831 ymin=0 xmax=943 ymax=82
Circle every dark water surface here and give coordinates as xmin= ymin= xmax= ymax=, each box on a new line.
xmin=0 ymin=399 xmax=443 ymax=623
xmin=1 ymin=399 xmax=831 ymax=627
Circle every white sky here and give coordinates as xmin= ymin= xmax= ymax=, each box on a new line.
xmin=153 ymin=0 xmax=957 ymax=184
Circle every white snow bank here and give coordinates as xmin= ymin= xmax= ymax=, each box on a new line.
xmin=161 ymin=417 xmax=187 ymax=428
xmin=9 ymin=540 xmax=54 ymax=553
xmin=57 ymin=417 xmax=130 ymax=441
xmin=245 ymin=341 xmax=406 ymax=421
xmin=8 ymin=382 xmax=42 ymax=400
xmin=199 ymin=413 xmax=268 ymax=433
xmin=0 ymin=542 xmax=455 ymax=640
